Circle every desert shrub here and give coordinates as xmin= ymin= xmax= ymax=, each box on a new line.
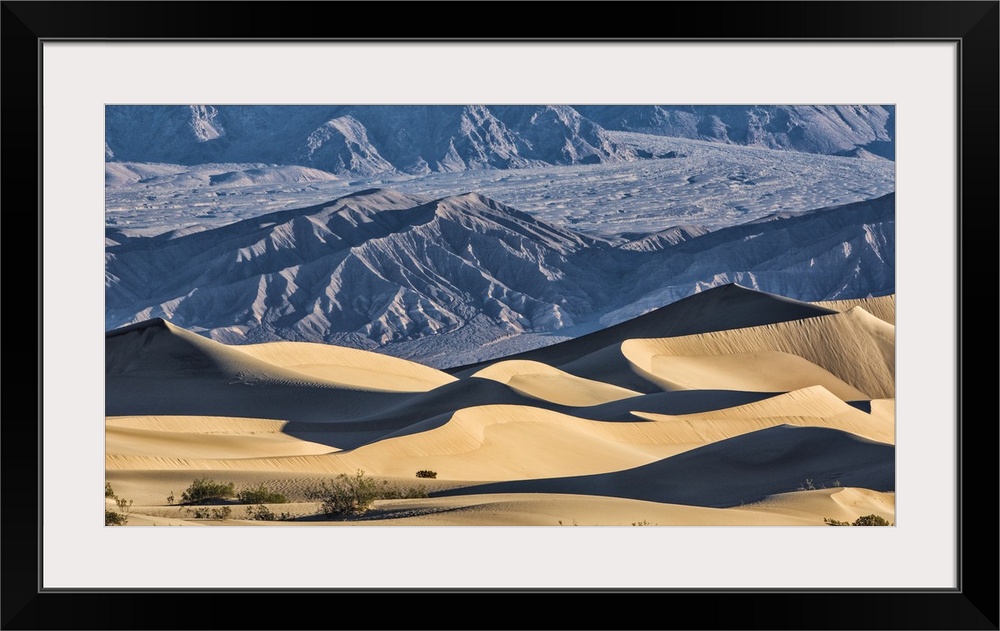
xmin=186 ymin=506 xmax=232 ymax=520
xmin=823 ymin=515 xmax=893 ymax=526
xmin=180 ymin=477 xmax=235 ymax=505
xmin=852 ymin=514 xmax=892 ymax=526
xmin=115 ymin=496 xmax=133 ymax=516
xmin=305 ymin=470 xmax=428 ymax=518
xmin=105 ymin=483 xmax=133 ymax=525
xmin=245 ymin=504 xmax=292 ymax=521
xmin=237 ymin=483 xmax=287 ymax=505
xmin=306 ymin=470 xmax=383 ymax=517
xmin=415 ymin=470 xmax=437 ymax=479
xmin=796 ymin=478 xmax=816 ymax=491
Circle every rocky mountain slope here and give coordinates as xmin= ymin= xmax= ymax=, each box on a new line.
xmin=106 ymin=189 xmax=895 ymax=366
xmin=105 ymin=105 xmax=894 ymax=177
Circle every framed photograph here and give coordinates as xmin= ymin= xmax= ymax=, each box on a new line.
xmin=8 ymin=2 xmax=997 ymax=629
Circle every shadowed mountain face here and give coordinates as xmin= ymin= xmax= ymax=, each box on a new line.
xmin=105 ymin=105 xmax=894 ymax=174
xmin=105 ymin=189 xmax=894 ymax=367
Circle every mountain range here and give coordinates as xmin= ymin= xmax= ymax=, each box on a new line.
xmin=105 ymin=188 xmax=895 ymax=367
xmin=575 ymin=105 xmax=895 ymax=159
xmin=105 ymin=105 xmax=895 ymax=175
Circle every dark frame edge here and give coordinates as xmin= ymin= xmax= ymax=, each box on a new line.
xmin=2 ymin=2 xmax=49 ymax=630
xmin=4 ymin=1 xmax=999 ymax=629
xmin=955 ymin=3 xmax=1000 ymax=627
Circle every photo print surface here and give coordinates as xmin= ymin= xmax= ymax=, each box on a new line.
xmin=104 ymin=104 xmax=896 ymax=527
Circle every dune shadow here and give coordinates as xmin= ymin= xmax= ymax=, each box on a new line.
xmin=432 ymin=425 xmax=895 ymax=509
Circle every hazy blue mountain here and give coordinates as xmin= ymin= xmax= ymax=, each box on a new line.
xmin=104 ymin=105 xmax=636 ymax=174
xmin=574 ymin=105 xmax=895 ymax=159
xmin=105 ymin=105 xmax=893 ymax=178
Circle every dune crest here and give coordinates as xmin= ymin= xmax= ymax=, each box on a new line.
xmin=472 ymin=360 xmax=640 ymax=406
xmin=741 ymin=487 xmax=895 ymax=524
xmin=621 ymin=307 xmax=894 ymax=399
xmin=234 ymin=340 xmax=457 ymax=392
xmin=815 ymin=294 xmax=895 ymax=324
xmin=632 ymin=386 xmax=894 ymax=444
xmin=625 ymin=349 xmax=870 ymax=400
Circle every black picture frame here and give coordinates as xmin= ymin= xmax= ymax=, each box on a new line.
xmin=4 ymin=2 xmax=997 ymax=629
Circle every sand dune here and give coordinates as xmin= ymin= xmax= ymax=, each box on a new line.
xmin=278 ymin=493 xmax=825 ymax=526
xmin=472 ymin=360 xmax=640 ymax=406
xmin=104 ymin=469 xmax=892 ymax=527
xmin=452 ymin=285 xmax=862 ymax=397
xmin=108 ymin=405 xmax=672 ymax=479
xmin=433 ymin=425 xmax=894 ymax=508
xmin=106 ymin=422 xmax=335 ymax=459
xmin=105 ymin=285 xmax=895 ymax=526
xmin=642 ymin=385 xmax=885 ymax=427
xmin=629 ymin=350 xmax=870 ymax=400
xmin=548 ymin=390 xmax=778 ymax=422
xmin=233 ymin=341 xmax=456 ymax=392
xmin=278 ymin=377 xmax=547 ymax=450
xmin=632 ymin=386 xmax=894 ymax=444
xmin=106 ymin=318 xmax=322 ymax=383
xmin=738 ymin=487 xmax=895 ymax=524
xmin=106 ymin=319 xmax=415 ymax=420
xmin=621 ymin=307 xmax=894 ymax=399
xmin=870 ymin=399 xmax=895 ymax=425
xmin=108 ymin=410 xmax=893 ymax=503
xmin=106 ymin=415 xmax=291 ymax=434
xmin=351 ymin=488 xmax=895 ymax=526
xmin=815 ymin=294 xmax=895 ymax=324
xmin=451 ymin=284 xmax=836 ymax=377
xmin=113 ymin=492 xmax=891 ymax=527
xmin=104 ymin=398 xmax=768 ymax=479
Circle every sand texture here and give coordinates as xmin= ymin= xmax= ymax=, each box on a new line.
xmin=105 ymin=285 xmax=895 ymax=527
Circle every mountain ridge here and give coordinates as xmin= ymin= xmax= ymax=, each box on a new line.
xmin=105 ymin=105 xmax=895 ymax=176
xmin=106 ymin=189 xmax=895 ymax=367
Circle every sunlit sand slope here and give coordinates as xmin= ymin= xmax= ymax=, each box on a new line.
xmin=632 ymin=386 xmax=894 ymax=444
xmin=815 ymin=294 xmax=895 ymax=324
xmin=621 ymin=307 xmax=894 ymax=399
xmin=234 ymin=340 xmax=457 ymax=392
xmin=451 ymin=284 xmax=838 ymax=393
xmin=472 ymin=360 xmax=640 ymax=406
xmin=105 ymin=416 xmax=335 ymax=459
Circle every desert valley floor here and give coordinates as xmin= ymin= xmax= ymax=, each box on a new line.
xmin=105 ymin=284 xmax=895 ymax=527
